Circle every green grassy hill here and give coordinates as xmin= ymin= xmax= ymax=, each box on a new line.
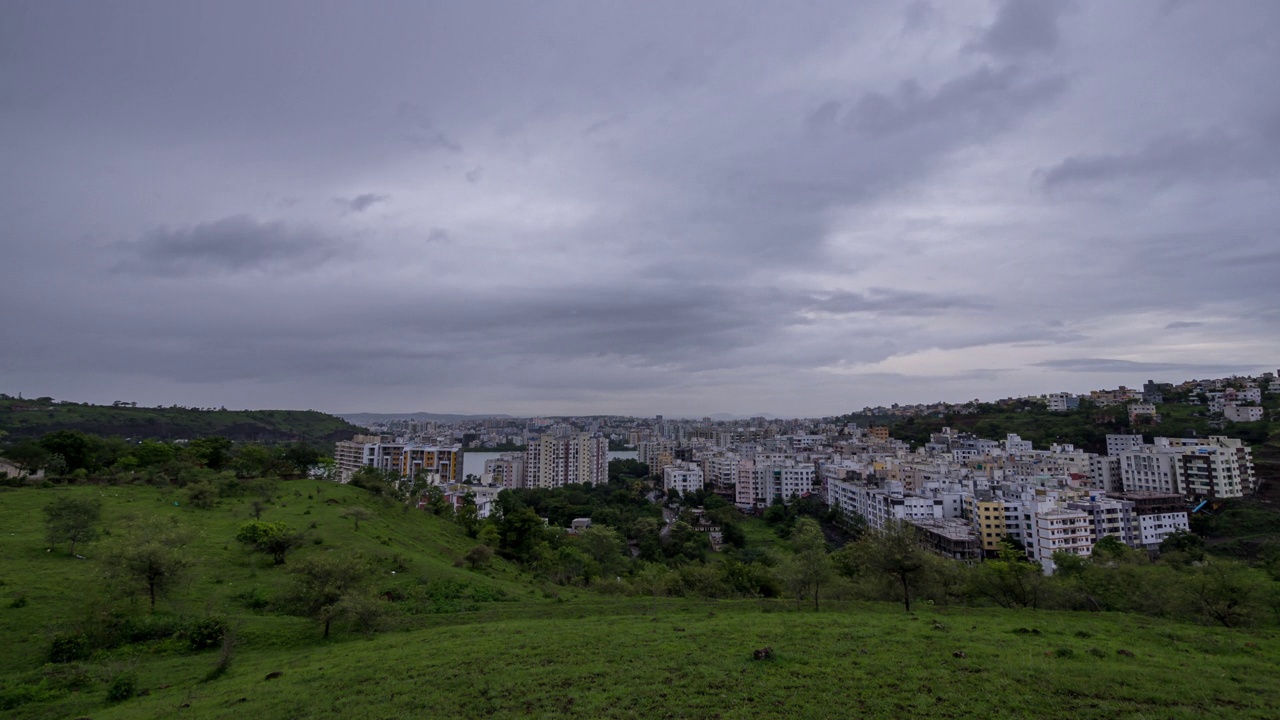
xmin=2 ymin=483 xmax=1279 ymax=718
xmin=16 ymin=599 xmax=1280 ymax=719
xmin=0 ymin=396 xmax=365 ymax=445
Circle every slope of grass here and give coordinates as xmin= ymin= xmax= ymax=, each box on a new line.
xmin=13 ymin=601 xmax=1280 ymax=719
xmin=0 ymin=482 xmax=535 ymax=677
xmin=4 ymin=484 xmax=1280 ymax=719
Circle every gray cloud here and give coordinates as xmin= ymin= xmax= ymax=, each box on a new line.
xmin=849 ymin=66 xmax=1067 ymax=137
xmin=3 ymin=1 xmax=1280 ymax=416
xmin=1034 ymin=358 xmax=1258 ymax=375
xmin=1039 ymin=129 xmax=1280 ymax=190
xmin=971 ymin=0 xmax=1069 ymax=58
xmin=340 ymin=193 xmax=388 ymax=213
xmin=113 ymin=216 xmax=340 ymax=276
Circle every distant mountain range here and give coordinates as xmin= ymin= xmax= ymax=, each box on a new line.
xmin=338 ymin=412 xmax=514 ymax=426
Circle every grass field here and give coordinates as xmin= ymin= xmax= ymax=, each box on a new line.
xmin=3 ymin=483 xmax=1279 ymax=719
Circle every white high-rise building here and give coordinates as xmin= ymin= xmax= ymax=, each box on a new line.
xmin=524 ymin=433 xmax=607 ymax=488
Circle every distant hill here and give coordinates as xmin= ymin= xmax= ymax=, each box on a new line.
xmin=0 ymin=396 xmax=364 ymax=445
xmin=339 ymin=411 xmax=513 ymax=426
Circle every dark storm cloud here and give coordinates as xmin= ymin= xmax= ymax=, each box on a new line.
xmin=114 ymin=216 xmax=340 ymax=276
xmin=1039 ymin=129 xmax=1280 ymax=190
xmin=971 ymin=0 xmax=1069 ymax=58
xmin=4 ymin=1 xmax=1280 ymax=415
xmin=339 ymin=193 xmax=388 ymax=213
xmin=849 ymin=66 xmax=1067 ymax=137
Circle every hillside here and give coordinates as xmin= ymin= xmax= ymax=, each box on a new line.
xmin=2 ymin=481 xmax=1279 ymax=718
xmin=0 ymin=396 xmax=364 ymax=446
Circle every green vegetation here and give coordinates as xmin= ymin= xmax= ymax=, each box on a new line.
xmin=0 ymin=394 xmax=363 ymax=445
xmin=2 ymin=452 xmax=1279 ymax=717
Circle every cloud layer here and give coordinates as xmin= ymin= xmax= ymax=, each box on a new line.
xmin=2 ymin=0 xmax=1278 ymax=416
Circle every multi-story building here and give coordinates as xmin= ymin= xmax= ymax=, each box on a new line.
xmin=965 ymin=498 xmax=1008 ymax=556
xmin=663 ymin=462 xmax=705 ymax=495
xmin=524 ymin=433 xmax=607 ymax=489
xmin=1046 ymin=392 xmax=1078 ymax=412
xmin=333 ymin=435 xmax=462 ymax=484
xmin=1033 ymin=509 xmax=1093 ymax=571
xmin=1224 ymin=405 xmax=1263 ymax=422
xmin=1106 ymin=434 xmax=1145 ymax=457
xmin=1067 ymin=496 xmax=1137 ymax=547
xmin=1110 ymin=492 xmax=1189 ymax=548
xmin=483 ymin=452 xmax=526 ymax=489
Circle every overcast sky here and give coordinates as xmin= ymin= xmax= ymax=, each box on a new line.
xmin=2 ymin=1 xmax=1278 ymax=418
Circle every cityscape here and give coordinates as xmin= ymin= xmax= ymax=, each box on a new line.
xmin=4 ymin=0 xmax=1279 ymax=717
xmin=333 ymin=369 xmax=1277 ymax=574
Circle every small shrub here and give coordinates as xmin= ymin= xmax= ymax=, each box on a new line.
xmin=1054 ymin=647 xmax=1075 ymax=658
xmin=1074 ymin=630 xmax=1093 ymax=638
xmin=1088 ymin=647 xmax=1107 ymax=658
xmin=312 ymin=537 xmax=324 ymax=545
xmin=106 ymin=672 xmax=138 ymax=702
xmin=204 ymin=629 xmax=236 ymax=682
xmin=185 ymin=617 xmax=228 ymax=651
xmin=49 ymin=633 xmax=92 ymax=663
xmin=233 ymin=588 xmax=270 ymax=611
xmin=9 ymin=594 xmax=27 ymax=609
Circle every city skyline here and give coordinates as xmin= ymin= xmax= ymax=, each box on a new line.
xmin=3 ymin=1 xmax=1279 ymax=417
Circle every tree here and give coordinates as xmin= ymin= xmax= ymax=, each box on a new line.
xmin=281 ymin=552 xmax=373 ymax=638
xmin=102 ymin=517 xmax=193 ymax=611
xmin=785 ymin=518 xmax=832 ymax=611
xmin=572 ymin=525 xmax=626 ymax=577
xmin=973 ymin=543 xmax=1046 ymax=609
xmin=340 ymin=506 xmax=374 ymax=531
xmin=38 ymin=430 xmax=102 ymax=473
xmin=852 ymin=521 xmax=932 ymax=612
xmin=1091 ymin=535 xmax=1129 ymax=561
xmin=463 ymin=544 xmax=494 ymax=570
xmin=1183 ymin=560 xmax=1264 ymax=628
xmin=455 ymin=493 xmax=480 ymax=537
xmin=235 ymin=521 xmax=305 ymax=565
xmin=186 ymin=436 xmax=232 ymax=471
xmin=3 ymin=441 xmax=50 ymax=475
xmin=281 ymin=443 xmax=322 ymax=477
xmin=1160 ymin=530 xmax=1206 ymax=562
xmin=422 ymin=485 xmax=451 ymax=516
xmin=43 ymin=496 xmax=102 ymax=556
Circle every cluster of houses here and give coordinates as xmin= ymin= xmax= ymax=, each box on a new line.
xmin=642 ymin=426 xmax=1254 ymax=573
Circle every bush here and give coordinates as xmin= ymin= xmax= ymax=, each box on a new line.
xmin=9 ymin=594 xmax=27 ymax=608
xmin=106 ymin=672 xmax=137 ymax=702
xmin=49 ymin=633 xmax=92 ymax=663
xmin=232 ymin=588 xmax=270 ymax=611
xmin=185 ymin=616 xmax=228 ymax=651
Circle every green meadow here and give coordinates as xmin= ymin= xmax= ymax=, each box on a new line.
xmin=2 ymin=483 xmax=1278 ymax=719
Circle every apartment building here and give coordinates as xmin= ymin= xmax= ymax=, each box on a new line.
xmin=1224 ymin=405 xmax=1263 ymax=422
xmin=483 ymin=452 xmax=526 ymax=489
xmin=524 ymin=433 xmax=607 ymax=489
xmin=1067 ymin=496 xmax=1137 ymax=547
xmin=1106 ymin=492 xmax=1189 ymax=549
xmin=663 ymin=462 xmax=705 ymax=495
xmin=333 ymin=435 xmax=462 ymax=484
xmin=1034 ymin=509 xmax=1093 ymax=571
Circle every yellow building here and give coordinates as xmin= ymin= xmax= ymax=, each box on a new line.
xmin=965 ymin=498 xmax=1007 ymax=555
